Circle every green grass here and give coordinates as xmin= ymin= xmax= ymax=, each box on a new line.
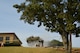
xmin=0 ymin=47 xmax=70 ymax=53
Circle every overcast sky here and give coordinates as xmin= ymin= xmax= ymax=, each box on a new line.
xmin=0 ymin=0 xmax=80 ymax=47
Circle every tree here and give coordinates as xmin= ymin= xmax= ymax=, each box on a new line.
xmin=13 ymin=0 xmax=80 ymax=53
xmin=27 ymin=36 xmax=44 ymax=47
xmin=49 ymin=39 xmax=63 ymax=47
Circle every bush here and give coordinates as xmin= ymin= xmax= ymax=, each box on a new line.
xmin=49 ymin=40 xmax=63 ymax=47
xmin=4 ymin=41 xmax=21 ymax=46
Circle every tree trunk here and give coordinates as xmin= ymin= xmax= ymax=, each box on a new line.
xmin=61 ymin=32 xmax=73 ymax=53
xmin=61 ymin=35 xmax=68 ymax=53
xmin=69 ymin=32 xmax=72 ymax=53
xmin=61 ymin=32 xmax=70 ymax=53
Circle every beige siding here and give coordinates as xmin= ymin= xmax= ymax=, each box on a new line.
xmin=0 ymin=33 xmax=19 ymax=44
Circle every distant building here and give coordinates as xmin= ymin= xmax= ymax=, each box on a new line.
xmin=0 ymin=33 xmax=22 ymax=47
xmin=27 ymin=41 xmax=49 ymax=47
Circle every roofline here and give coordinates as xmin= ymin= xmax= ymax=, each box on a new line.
xmin=0 ymin=32 xmax=22 ymax=44
xmin=13 ymin=33 xmax=22 ymax=44
xmin=0 ymin=32 xmax=16 ymax=34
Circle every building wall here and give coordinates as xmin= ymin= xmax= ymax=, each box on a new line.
xmin=0 ymin=33 xmax=19 ymax=44
xmin=27 ymin=41 xmax=50 ymax=47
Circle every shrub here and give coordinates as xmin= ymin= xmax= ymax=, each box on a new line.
xmin=4 ymin=41 xmax=21 ymax=46
xmin=49 ymin=40 xmax=63 ymax=47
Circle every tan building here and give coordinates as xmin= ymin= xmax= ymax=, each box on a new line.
xmin=0 ymin=33 xmax=22 ymax=46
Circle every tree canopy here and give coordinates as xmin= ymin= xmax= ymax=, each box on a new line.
xmin=13 ymin=0 xmax=80 ymax=36
xmin=13 ymin=0 xmax=80 ymax=53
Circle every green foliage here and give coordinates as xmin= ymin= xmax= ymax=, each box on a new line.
xmin=49 ymin=40 xmax=63 ymax=47
xmin=4 ymin=41 xmax=21 ymax=46
xmin=13 ymin=0 xmax=80 ymax=37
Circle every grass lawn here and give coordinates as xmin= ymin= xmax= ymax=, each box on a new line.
xmin=0 ymin=47 xmax=65 ymax=53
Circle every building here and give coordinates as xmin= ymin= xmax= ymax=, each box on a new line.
xmin=27 ymin=40 xmax=50 ymax=47
xmin=0 ymin=33 xmax=22 ymax=47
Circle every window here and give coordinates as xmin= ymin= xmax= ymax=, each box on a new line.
xmin=0 ymin=37 xmax=3 ymax=41
xmin=6 ymin=37 xmax=10 ymax=40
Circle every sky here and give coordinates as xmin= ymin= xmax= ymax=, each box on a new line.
xmin=0 ymin=0 xmax=80 ymax=48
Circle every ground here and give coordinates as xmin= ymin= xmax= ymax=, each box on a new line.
xmin=0 ymin=47 xmax=80 ymax=53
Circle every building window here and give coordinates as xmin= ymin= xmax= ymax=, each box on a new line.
xmin=0 ymin=37 xmax=3 ymax=41
xmin=6 ymin=37 xmax=10 ymax=40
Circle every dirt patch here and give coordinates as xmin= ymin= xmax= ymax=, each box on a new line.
xmin=56 ymin=48 xmax=80 ymax=53
xmin=72 ymin=49 xmax=80 ymax=53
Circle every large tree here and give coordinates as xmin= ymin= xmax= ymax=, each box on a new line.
xmin=13 ymin=0 xmax=80 ymax=53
